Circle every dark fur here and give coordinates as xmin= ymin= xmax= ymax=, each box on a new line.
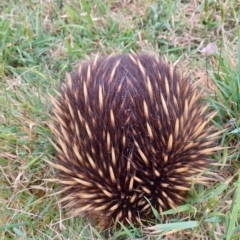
xmin=50 ymin=53 xmax=219 ymax=229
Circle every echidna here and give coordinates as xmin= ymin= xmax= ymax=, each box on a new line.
xmin=49 ymin=53 xmax=221 ymax=229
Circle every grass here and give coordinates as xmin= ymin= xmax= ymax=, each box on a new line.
xmin=0 ymin=0 xmax=239 ymax=239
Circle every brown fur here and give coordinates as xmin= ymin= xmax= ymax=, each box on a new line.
xmin=49 ymin=53 xmax=221 ymax=229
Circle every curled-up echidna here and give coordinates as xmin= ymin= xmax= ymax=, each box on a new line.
xmin=49 ymin=53 xmax=222 ymax=229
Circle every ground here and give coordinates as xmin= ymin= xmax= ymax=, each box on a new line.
xmin=0 ymin=0 xmax=239 ymax=239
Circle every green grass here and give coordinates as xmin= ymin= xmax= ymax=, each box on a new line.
xmin=0 ymin=0 xmax=239 ymax=239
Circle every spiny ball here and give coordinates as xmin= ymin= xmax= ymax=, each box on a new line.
xmin=49 ymin=53 xmax=220 ymax=229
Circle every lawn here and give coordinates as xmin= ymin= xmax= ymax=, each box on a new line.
xmin=0 ymin=0 xmax=239 ymax=239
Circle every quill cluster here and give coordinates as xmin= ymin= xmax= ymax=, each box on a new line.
xmin=49 ymin=53 xmax=221 ymax=229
